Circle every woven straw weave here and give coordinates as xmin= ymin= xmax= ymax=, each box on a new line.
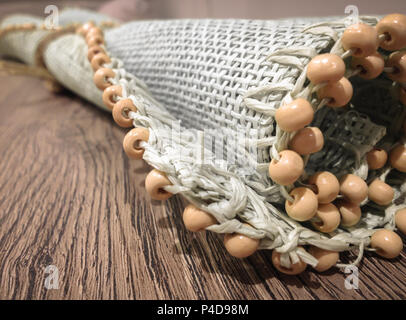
xmin=1 ymin=9 xmax=405 ymax=268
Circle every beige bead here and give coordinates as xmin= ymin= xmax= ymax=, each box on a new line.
xmin=395 ymin=208 xmax=406 ymax=235
xmin=275 ymin=98 xmax=314 ymax=132
xmin=308 ymin=171 xmax=340 ymax=204
xmin=182 ymin=204 xmax=217 ymax=232
xmin=377 ymin=14 xmax=406 ymax=51
xmin=285 ymin=187 xmax=318 ymax=222
xmin=87 ymin=45 xmax=105 ymax=62
xmin=386 ymin=50 xmax=406 ymax=82
xmin=224 ymin=224 xmax=259 ymax=258
xmin=390 ymin=144 xmax=406 ymax=172
xmin=366 ymin=148 xmax=388 ymax=170
xmin=123 ymin=127 xmax=149 ymax=160
xmin=145 ymin=169 xmax=173 ymax=201
xmin=339 ymin=174 xmax=368 ymax=204
xmin=87 ymin=34 xmax=104 ymax=47
xmin=91 ymin=52 xmax=111 ymax=71
xmin=268 ymin=150 xmax=304 ymax=186
xmin=368 ymin=179 xmax=394 ymax=206
xmin=342 ymin=23 xmax=378 ymax=57
xmin=351 ymin=52 xmax=384 ymax=80
xmin=112 ymin=99 xmax=137 ymax=128
xmin=271 ymin=249 xmax=307 ymax=275
xmin=86 ymin=27 xmax=103 ymax=42
xmin=308 ymin=246 xmax=339 ymax=272
xmin=370 ymin=229 xmax=403 ymax=259
xmin=306 ymin=54 xmax=345 ymax=84
xmin=317 ymin=77 xmax=353 ymax=108
xmin=102 ymin=85 xmax=122 ymax=110
xmin=311 ymin=203 xmax=341 ymax=233
xmin=400 ymin=87 xmax=406 ymax=106
xmin=288 ymin=127 xmax=324 ymax=155
xmin=336 ymin=200 xmax=361 ymax=227
xmin=77 ymin=21 xmax=95 ymax=36
xmin=224 ymin=235 xmax=260 ymax=259
xmin=93 ymin=68 xmax=115 ymax=90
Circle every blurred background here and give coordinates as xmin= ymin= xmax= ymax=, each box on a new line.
xmin=0 ymin=0 xmax=404 ymax=21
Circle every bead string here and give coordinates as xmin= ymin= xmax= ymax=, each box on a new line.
xmin=0 ymin=20 xmax=118 ymax=91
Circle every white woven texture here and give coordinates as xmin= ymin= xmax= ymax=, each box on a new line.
xmin=1 ymin=9 xmax=405 ymax=269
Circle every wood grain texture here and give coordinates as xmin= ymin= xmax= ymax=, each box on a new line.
xmin=0 ymin=76 xmax=406 ymax=300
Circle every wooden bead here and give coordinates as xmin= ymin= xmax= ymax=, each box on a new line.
xmin=395 ymin=208 xmax=406 ymax=235
xmin=317 ymin=77 xmax=353 ymax=108
xmin=224 ymin=225 xmax=260 ymax=258
xmin=87 ymin=34 xmax=104 ymax=47
xmin=311 ymin=203 xmax=341 ymax=233
xmin=182 ymin=204 xmax=217 ymax=232
xmin=271 ymin=249 xmax=307 ymax=275
xmin=285 ymin=187 xmax=318 ymax=222
xmin=377 ymin=14 xmax=406 ymax=51
xmin=336 ymin=200 xmax=361 ymax=227
xmin=145 ymin=169 xmax=173 ymax=200
xmin=389 ymin=144 xmax=406 ymax=172
xmin=275 ymin=98 xmax=314 ymax=132
xmin=112 ymin=98 xmax=137 ymax=128
xmin=77 ymin=21 xmax=95 ymax=36
xmin=91 ymin=52 xmax=111 ymax=71
xmin=368 ymin=179 xmax=394 ymax=206
xmin=308 ymin=246 xmax=339 ymax=272
xmin=123 ymin=127 xmax=149 ymax=160
xmin=268 ymin=150 xmax=304 ymax=186
xmin=93 ymin=68 xmax=115 ymax=90
xmin=102 ymin=85 xmax=122 ymax=110
xmin=87 ymin=45 xmax=105 ymax=62
xmin=339 ymin=174 xmax=368 ymax=204
xmin=288 ymin=127 xmax=324 ymax=155
xmin=386 ymin=50 xmax=406 ymax=82
xmin=342 ymin=23 xmax=378 ymax=57
xmin=86 ymin=27 xmax=103 ymax=42
xmin=370 ymin=229 xmax=403 ymax=259
xmin=308 ymin=171 xmax=340 ymax=204
xmin=351 ymin=52 xmax=384 ymax=80
xmin=306 ymin=53 xmax=345 ymax=84
xmin=400 ymin=86 xmax=406 ymax=106
xmin=366 ymin=148 xmax=388 ymax=170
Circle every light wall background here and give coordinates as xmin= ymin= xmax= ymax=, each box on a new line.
xmin=128 ymin=0 xmax=405 ymax=20
xmin=0 ymin=0 xmax=404 ymax=21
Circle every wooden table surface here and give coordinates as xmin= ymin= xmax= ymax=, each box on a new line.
xmin=1 ymin=75 xmax=406 ymax=300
